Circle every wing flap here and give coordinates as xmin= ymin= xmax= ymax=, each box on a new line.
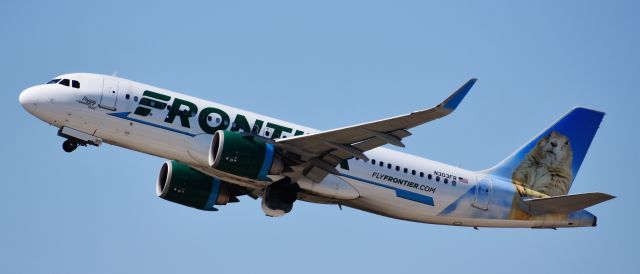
xmin=520 ymin=192 xmax=615 ymax=215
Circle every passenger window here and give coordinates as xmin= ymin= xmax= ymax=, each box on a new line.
xmin=372 ymin=159 xmax=376 ymax=165
xmin=379 ymin=161 xmax=384 ymax=167
xmin=403 ymin=168 xmax=408 ymax=173
xmin=411 ymin=170 xmax=416 ymax=175
xmin=59 ymin=79 xmax=70 ymax=86
xmin=419 ymin=172 xmax=424 ymax=178
xmin=71 ymin=80 xmax=80 ymax=88
xmin=395 ymin=166 xmax=400 ymax=171
xmin=47 ymin=79 xmax=60 ymax=84
xmin=436 ymin=176 xmax=440 ymax=182
xmin=387 ymin=163 xmax=392 ymax=169
xmin=452 ymin=181 xmax=457 ymax=186
xmin=428 ymin=174 xmax=433 ymax=180
xmin=125 ymin=94 xmax=130 ymax=100
xmin=134 ymin=96 xmax=138 ymax=102
xmin=444 ymin=178 xmax=448 ymax=184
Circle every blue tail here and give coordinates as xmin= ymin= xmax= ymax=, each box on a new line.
xmin=485 ymin=107 xmax=604 ymax=196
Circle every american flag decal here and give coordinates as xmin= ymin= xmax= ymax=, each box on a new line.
xmin=459 ymin=177 xmax=469 ymax=184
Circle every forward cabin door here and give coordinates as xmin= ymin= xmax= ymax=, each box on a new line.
xmin=472 ymin=177 xmax=492 ymax=210
xmin=99 ymin=78 xmax=119 ymax=111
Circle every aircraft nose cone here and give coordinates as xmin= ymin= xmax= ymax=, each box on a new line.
xmin=19 ymin=86 xmax=39 ymax=113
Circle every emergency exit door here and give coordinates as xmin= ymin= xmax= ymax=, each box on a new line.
xmin=473 ymin=177 xmax=492 ymax=210
xmin=99 ymin=78 xmax=119 ymax=111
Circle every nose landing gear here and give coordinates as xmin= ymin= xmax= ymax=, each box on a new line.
xmin=57 ymin=127 xmax=103 ymax=153
xmin=62 ymin=139 xmax=79 ymax=153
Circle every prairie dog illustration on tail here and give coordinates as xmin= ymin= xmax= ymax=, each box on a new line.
xmin=512 ymin=131 xmax=573 ymax=196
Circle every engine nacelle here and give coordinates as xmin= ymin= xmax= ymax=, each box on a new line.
xmin=209 ymin=130 xmax=283 ymax=180
xmin=157 ymin=160 xmax=231 ymax=211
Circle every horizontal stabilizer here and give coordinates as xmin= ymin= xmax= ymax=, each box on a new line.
xmin=520 ymin=192 xmax=615 ymax=215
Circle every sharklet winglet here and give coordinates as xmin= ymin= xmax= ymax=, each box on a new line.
xmin=441 ymin=78 xmax=477 ymax=110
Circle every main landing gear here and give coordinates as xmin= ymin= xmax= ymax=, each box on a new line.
xmin=261 ymin=177 xmax=301 ymax=217
xmin=62 ymin=139 xmax=79 ymax=153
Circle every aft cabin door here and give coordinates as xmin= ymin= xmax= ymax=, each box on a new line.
xmin=473 ymin=177 xmax=492 ymax=210
xmin=99 ymin=78 xmax=118 ymax=111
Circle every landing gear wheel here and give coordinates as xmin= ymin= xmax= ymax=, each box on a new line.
xmin=62 ymin=139 xmax=78 ymax=153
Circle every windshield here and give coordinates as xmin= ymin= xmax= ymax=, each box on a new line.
xmin=45 ymin=78 xmax=80 ymax=89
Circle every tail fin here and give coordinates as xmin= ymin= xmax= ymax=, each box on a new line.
xmin=485 ymin=107 xmax=604 ymax=196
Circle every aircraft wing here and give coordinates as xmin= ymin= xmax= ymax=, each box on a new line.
xmin=520 ymin=192 xmax=615 ymax=215
xmin=275 ymin=79 xmax=476 ymax=181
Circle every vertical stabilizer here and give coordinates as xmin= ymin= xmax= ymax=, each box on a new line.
xmin=485 ymin=107 xmax=604 ymax=196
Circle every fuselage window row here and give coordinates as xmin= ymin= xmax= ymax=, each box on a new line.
xmin=369 ymin=158 xmax=456 ymax=186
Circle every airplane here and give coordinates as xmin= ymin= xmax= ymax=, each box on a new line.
xmin=19 ymin=73 xmax=614 ymax=228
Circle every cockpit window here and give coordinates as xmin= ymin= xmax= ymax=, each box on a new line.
xmin=48 ymin=78 xmax=81 ymax=89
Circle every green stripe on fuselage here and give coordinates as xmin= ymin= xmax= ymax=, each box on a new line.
xmin=143 ymin=90 xmax=171 ymax=101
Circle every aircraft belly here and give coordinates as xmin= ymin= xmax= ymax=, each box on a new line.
xmin=338 ymin=171 xmax=562 ymax=227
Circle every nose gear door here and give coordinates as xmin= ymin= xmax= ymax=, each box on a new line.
xmin=99 ymin=78 xmax=118 ymax=111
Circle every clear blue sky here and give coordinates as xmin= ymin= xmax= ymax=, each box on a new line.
xmin=2 ymin=1 xmax=638 ymax=273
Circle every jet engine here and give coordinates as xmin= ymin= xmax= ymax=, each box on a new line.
xmin=209 ymin=130 xmax=284 ymax=180
xmin=157 ymin=160 xmax=233 ymax=211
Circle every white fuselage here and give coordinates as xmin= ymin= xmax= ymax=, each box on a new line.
xmin=19 ymin=73 xmax=597 ymax=228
